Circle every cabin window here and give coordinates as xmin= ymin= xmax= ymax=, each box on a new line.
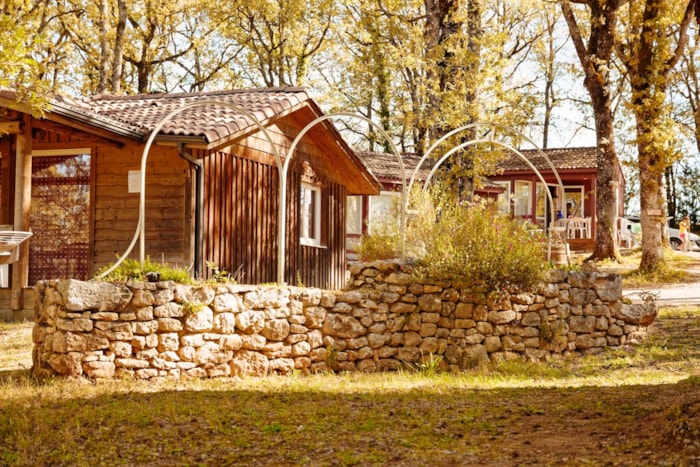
xmin=368 ymin=191 xmax=400 ymax=233
xmin=514 ymin=181 xmax=532 ymax=216
xmin=29 ymin=149 xmax=92 ymax=284
xmin=300 ymin=183 xmax=322 ymax=246
xmin=347 ymin=196 xmax=363 ymax=235
xmin=493 ymin=181 xmax=511 ymax=214
xmin=564 ymin=186 xmax=585 ymax=217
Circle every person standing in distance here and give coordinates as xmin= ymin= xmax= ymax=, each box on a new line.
xmin=679 ymin=215 xmax=691 ymax=252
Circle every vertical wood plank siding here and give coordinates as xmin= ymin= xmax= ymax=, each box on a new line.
xmin=284 ymin=167 xmax=347 ymax=290
xmin=202 ymin=150 xmax=280 ymax=285
xmin=201 ymin=150 xmax=347 ymax=290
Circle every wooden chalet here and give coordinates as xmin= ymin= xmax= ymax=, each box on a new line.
xmin=486 ymin=147 xmax=625 ymax=251
xmin=350 ymin=147 xmax=625 ymax=254
xmin=0 ymin=87 xmax=380 ymax=319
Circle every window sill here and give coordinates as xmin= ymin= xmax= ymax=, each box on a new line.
xmin=300 ymin=241 xmax=327 ymax=249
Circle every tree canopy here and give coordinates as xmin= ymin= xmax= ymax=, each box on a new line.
xmin=3 ymin=0 xmax=700 ymax=269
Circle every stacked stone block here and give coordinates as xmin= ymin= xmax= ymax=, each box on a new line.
xmin=31 ymin=261 xmax=656 ymax=380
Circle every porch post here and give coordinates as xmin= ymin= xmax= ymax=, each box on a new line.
xmin=11 ymin=115 xmax=31 ymax=311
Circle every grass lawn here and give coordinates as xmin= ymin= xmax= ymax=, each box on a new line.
xmin=1 ymin=306 xmax=699 ymax=466
xmin=597 ymin=248 xmax=700 ymax=288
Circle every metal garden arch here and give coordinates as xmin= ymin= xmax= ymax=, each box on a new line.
xmin=97 ymin=100 xmax=284 ymax=279
xmin=406 ymin=123 xmax=568 ymax=259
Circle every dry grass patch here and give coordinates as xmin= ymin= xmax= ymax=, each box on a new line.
xmin=0 ymin=321 xmax=32 ymax=372
xmin=1 ymin=311 xmax=699 ymax=466
xmin=597 ymin=249 xmax=700 ymax=288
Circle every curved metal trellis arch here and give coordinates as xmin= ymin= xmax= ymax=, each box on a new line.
xmin=406 ymin=122 xmax=568 ymax=259
xmin=97 ymin=103 xmax=407 ymax=285
xmin=97 ymin=100 xmax=284 ymax=279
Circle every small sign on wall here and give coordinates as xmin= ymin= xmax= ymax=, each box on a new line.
xmin=128 ymin=170 xmax=141 ymax=193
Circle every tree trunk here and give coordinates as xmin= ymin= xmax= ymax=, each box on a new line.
xmin=636 ymin=112 xmax=668 ymax=272
xmin=621 ymin=0 xmax=695 ymax=272
xmin=560 ymin=0 xmax=622 ymax=262
xmin=111 ymin=0 xmax=127 ymax=94
xmin=588 ymin=91 xmax=620 ymax=261
xmin=97 ymin=0 xmax=110 ymax=94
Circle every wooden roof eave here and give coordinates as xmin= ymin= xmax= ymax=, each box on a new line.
xmin=301 ymin=101 xmax=381 ymax=196
xmin=337 ymin=145 xmax=382 ymax=196
xmin=496 ymin=167 xmax=597 ymax=177
xmin=47 ymin=101 xmax=145 ymax=143
xmin=0 ymin=92 xmax=142 ymax=146
xmin=347 ymin=169 xmax=381 ymax=196
xmin=32 ymin=119 xmax=127 ymax=149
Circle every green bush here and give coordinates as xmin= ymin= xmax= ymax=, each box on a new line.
xmin=356 ymin=185 xmax=549 ymax=293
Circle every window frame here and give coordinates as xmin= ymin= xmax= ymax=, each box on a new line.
xmin=493 ymin=181 xmax=511 ymax=214
xmin=300 ymin=182 xmax=322 ymax=247
xmin=564 ymin=186 xmax=585 ymax=217
xmin=514 ymin=180 xmax=532 ymax=217
xmin=346 ymin=195 xmax=363 ymax=235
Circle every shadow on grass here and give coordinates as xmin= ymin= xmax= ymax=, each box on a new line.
xmin=0 ymin=368 xmax=32 ymax=382
xmin=1 ymin=376 xmax=699 ymax=466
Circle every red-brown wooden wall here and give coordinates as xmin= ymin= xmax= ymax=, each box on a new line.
xmin=201 ymin=149 xmax=347 ymax=290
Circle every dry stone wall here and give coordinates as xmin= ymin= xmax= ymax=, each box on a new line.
xmin=31 ymin=261 xmax=657 ymax=380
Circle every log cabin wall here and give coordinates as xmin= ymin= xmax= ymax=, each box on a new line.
xmin=92 ymin=141 xmax=193 ymax=274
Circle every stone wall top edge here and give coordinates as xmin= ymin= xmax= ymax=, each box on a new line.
xmin=39 ymin=279 xmax=327 ymax=294
xmin=348 ymin=260 xmax=621 ymax=284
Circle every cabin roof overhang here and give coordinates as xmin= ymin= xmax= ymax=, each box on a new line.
xmin=0 ymin=90 xmax=142 ymax=144
xmin=0 ymin=87 xmax=380 ymax=194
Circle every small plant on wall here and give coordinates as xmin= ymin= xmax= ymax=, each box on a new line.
xmin=183 ymin=301 xmax=206 ymax=315
xmin=94 ymin=257 xmax=194 ymax=284
xmin=539 ymin=320 xmax=566 ymax=345
xmin=205 ymin=261 xmax=232 ymax=283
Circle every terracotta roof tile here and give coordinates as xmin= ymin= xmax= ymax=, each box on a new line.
xmin=497 ymin=147 xmax=596 ymax=171
xmin=78 ymin=87 xmax=311 ymax=143
xmin=357 ymin=152 xmax=433 ymax=183
xmin=357 ymin=147 xmax=596 ymax=183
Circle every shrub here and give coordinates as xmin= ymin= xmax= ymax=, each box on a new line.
xmin=354 ymin=192 xmax=405 ymax=261
xmin=355 ymin=227 xmax=402 ymax=261
xmin=356 ymin=184 xmax=549 ymax=293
